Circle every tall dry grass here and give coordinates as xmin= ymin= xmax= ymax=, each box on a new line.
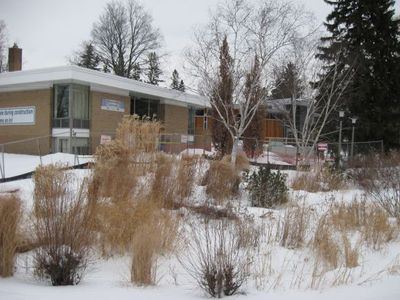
xmin=0 ymin=195 xmax=21 ymax=277
xmin=291 ymin=166 xmax=346 ymax=192
xmin=130 ymin=209 xmax=181 ymax=285
xmin=33 ymin=165 xmax=93 ymax=286
xmin=279 ymin=203 xmax=310 ymax=249
xmin=202 ymin=159 xmax=241 ymax=203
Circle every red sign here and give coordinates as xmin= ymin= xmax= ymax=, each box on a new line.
xmin=317 ymin=143 xmax=328 ymax=151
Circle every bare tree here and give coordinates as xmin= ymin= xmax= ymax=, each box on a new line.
xmin=276 ymin=45 xmax=354 ymax=163
xmin=91 ymin=0 xmax=162 ymax=78
xmin=0 ymin=20 xmax=7 ymax=73
xmin=185 ymin=0 xmax=317 ymax=164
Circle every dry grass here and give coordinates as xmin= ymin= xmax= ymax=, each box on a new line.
xmin=329 ymin=200 xmax=396 ymax=250
xmin=342 ymin=234 xmax=359 ymax=268
xmin=0 ymin=195 xmax=21 ymax=277
xmin=279 ymin=203 xmax=310 ymax=249
xmin=33 ymin=165 xmax=93 ymax=285
xmin=90 ymin=116 xmax=161 ymax=204
xmin=291 ymin=166 xmax=346 ymax=192
xmin=353 ymin=151 xmax=400 ymax=220
xmin=312 ymin=215 xmax=340 ymax=270
xmin=202 ymin=159 xmax=240 ymax=203
xmin=130 ymin=208 xmax=181 ymax=285
xmin=222 ymin=153 xmax=250 ymax=173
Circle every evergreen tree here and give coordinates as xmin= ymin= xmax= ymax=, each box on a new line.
xmin=145 ymin=52 xmax=163 ymax=85
xmin=243 ymin=55 xmax=266 ymax=158
xmin=271 ymin=62 xmax=304 ymax=99
xmin=170 ymin=69 xmax=180 ymax=89
xmin=73 ymin=42 xmax=100 ymax=70
xmin=131 ymin=63 xmax=142 ymax=81
xmin=211 ymin=36 xmax=234 ymax=157
xmin=178 ymin=80 xmax=185 ymax=92
xmin=316 ymin=0 xmax=400 ymax=149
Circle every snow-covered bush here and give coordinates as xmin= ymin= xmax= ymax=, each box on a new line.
xmin=0 ymin=195 xmax=21 ymax=277
xmin=33 ymin=165 xmax=93 ymax=286
xmin=245 ymin=166 xmax=288 ymax=208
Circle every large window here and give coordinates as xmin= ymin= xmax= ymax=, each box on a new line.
xmin=132 ymin=97 xmax=159 ymax=119
xmin=188 ymin=107 xmax=196 ymax=135
xmin=53 ymin=84 xmax=89 ymax=128
xmin=54 ymin=85 xmax=69 ymax=118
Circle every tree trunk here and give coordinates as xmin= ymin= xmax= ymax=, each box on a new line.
xmin=231 ymin=136 xmax=239 ymax=166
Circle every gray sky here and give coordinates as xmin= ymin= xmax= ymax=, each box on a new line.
xmin=1 ymin=0 xmax=399 ymax=81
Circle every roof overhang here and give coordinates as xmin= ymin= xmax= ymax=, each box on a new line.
xmin=0 ymin=65 xmax=210 ymax=108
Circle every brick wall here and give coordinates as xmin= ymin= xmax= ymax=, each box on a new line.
xmin=90 ymin=91 xmax=130 ymax=153
xmin=162 ymin=104 xmax=188 ymax=134
xmin=0 ymin=89 xmax=52 ymax=154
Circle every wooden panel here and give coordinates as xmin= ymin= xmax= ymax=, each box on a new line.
xmin=265 ymin=119 xmax=283 ymax=139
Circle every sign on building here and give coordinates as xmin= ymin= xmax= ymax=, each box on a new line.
xmin=100 ymin=135 xmax=112 ymax=145
xmin=101 ymin=99 xmax=125 ymax=112
xmin=0 ymin=106 xmax=36 ymax=125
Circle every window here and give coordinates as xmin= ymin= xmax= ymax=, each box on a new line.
xmin=54 ymin=85 xmax=69 ymax=118
xmin=133 ymin=97 xmax=159 ymax=119
xmin=188 ymin=107 xmax=196 ymax=135
xmin=53 ymin=84 xmax=89 ymax=128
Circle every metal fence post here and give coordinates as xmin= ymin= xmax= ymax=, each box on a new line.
xmin=1 ymin=144 xmax=5 ymax=179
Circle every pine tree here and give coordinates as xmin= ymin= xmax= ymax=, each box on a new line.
xmin=131 ymin=63 xmax=142 ymax=81
xmin=145 ymin=52 xmax=163 ymax=85
xmin=243 ymin=55 xmax=265 ymax=158
xmin=316 ymin=0 xmax=400 ymax=149
xmin=170 ymin=69 xmax=180 ymax=89
xmin=211 ymin=36 xmax=234 ymax=157
xmin=271 ymin=62 xmax=304 ymax=99
xmin=178 ymin=80 xmax=185 ymax=92
xmin=74 ymin=42 xmax=100 ymax=70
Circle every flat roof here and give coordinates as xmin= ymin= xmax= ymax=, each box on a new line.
xmin=0 ymin=65 xmax=210 ymax=108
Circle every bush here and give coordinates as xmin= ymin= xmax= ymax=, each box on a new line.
xmin=179 ymin=220 xmax=251 ymax=297
xmin=202 ymin=160 xmax=241 ymax=203
xmin=354 ymin=151 xmax=400 ymax=219
xmin=0 ymin=195 xmax=21 ymax=277
xmin=33 ymin=165 xmax=93 ymax=286
xmin=245 ymin=166 xmax=288 ymax=208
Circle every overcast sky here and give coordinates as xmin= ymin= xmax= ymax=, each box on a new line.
xmin=1 ymin=0 xmax=400 ymax=82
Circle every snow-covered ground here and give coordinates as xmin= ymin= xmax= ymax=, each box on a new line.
xmin=0 ymin=158 xmax=399 ymax=300
xmin=0 ymin=153 xmax=93 ymax=178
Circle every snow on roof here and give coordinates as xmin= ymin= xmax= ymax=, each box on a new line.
xmin=0 ymin=65 xmax=210 ymax=108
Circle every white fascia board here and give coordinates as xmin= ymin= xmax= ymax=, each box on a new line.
xmin=0 ymin=66 xmax=210 ymax=107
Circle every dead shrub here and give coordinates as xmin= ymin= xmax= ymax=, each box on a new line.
xmin=291 ymin=166 xmax=346 ymax=192
xmin=33 ymin=165 xmax=93 ymax=286
xmin=0 ymin=195 xmax=21 ymax=277
xmin=179 ymin=219 xmax=252 ymax=297
xmin=279 ymin=203 xmax=310 ymax=249
xmin=202 ymin=160 xmax=240 ymax=203
xmin=130 ymin=209 xmax=181 ymax=285
xmin=354 ymin=151 xmax=400 ymax=219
